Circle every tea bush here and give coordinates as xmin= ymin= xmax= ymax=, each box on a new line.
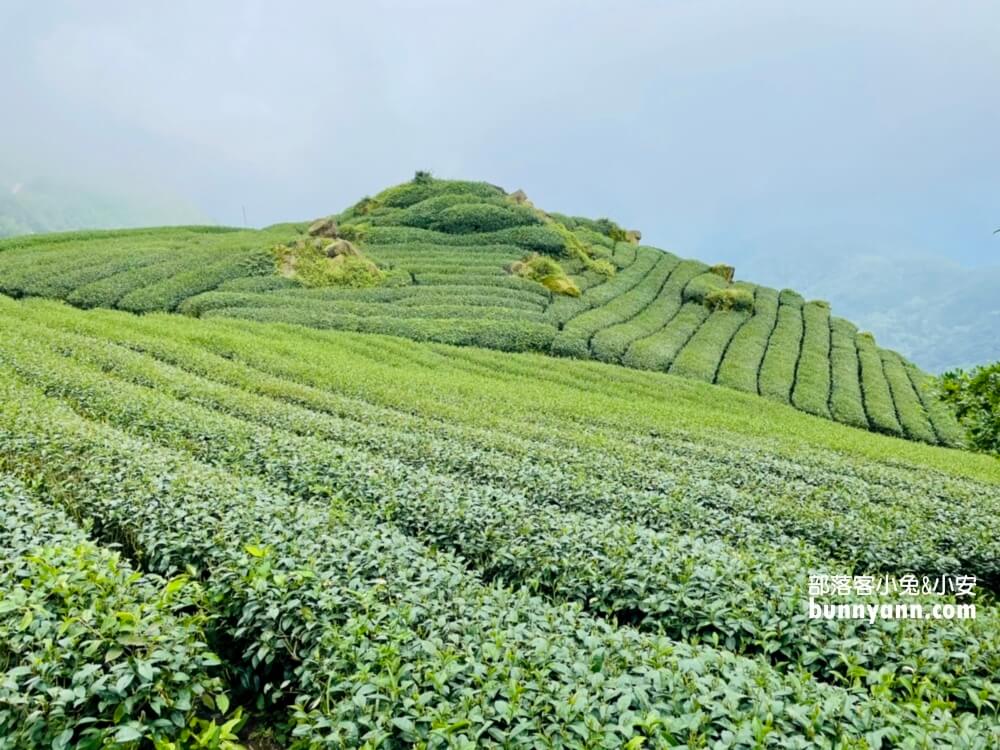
xmin=716 ymin=286 xmax=779 ymax=394
xmin=669 ymin=300 xmax=753 ymax=383
xmin=0 ymin=475 xmax=230 ymax=750
xmin=590 ymin=259 xmax=705 ymax=363
xmin=623 ymin=302 xmax=711 ymax=371
xmin=791 ymin=301 xmax=833 ymax=418
xmin=828 ymin=317 xmax=870 ymax=429
xmin=857 ymin=332 xmax=904 ymax=436
xmin=759 ymin=292 xmax=804 ymax=403
xmin=881 ymin=350 xmax=938 ymax=443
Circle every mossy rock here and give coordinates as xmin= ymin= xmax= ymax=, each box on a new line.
xmin=324 ymin=239 xmax=361 ymax=258
xmin=307 ymin=217 xmax=339 ymax=238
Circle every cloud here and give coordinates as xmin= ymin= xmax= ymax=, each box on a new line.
xmin=0 ymin=0 xmax=998 ymax=365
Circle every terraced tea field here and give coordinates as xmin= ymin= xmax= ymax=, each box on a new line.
xmin=1 ymin=291 xmax=998 ymax=748
xmin=0 ymin=177 xmax=964 ymax=446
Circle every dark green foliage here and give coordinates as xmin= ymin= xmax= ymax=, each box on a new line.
xmin=182 ymin=284 xmax=547 ymax=317
xmin=66 ymin=251 xmax=224 ymax=308
xmin=3 ymin=304 xmax=1000 ymax=746
xmin=369 ymin=177 xmax=504 ymax=209
xmin=415 ymin=270 xmax=546 ymax=294
xmin=0 ymin=475 xmax=230 ymax=749
xmin=791 ymin=301 xmax=832 ymax=418
xmin=856 ymin=332 xmax=904 ymax=436
xmin=364 ymin=222 xmax=567 ymax=254
xmin=208 ymin=306 xmax=558 ymax=351
xmin=778 ymin=288 xmax=805 ymax=306
xmin=379 ymin=193 xmax=506 ymax=229
xmin=216 ymin=275 xmax=299 ymax=293
xmin=549 ymin=246 xmax=660 ymax=326
xmin=939 ymin=361 xmax=1000 ymax=454
xmin=2 ymin=368 xmax=952 ymax=749
xmin=829 ymin=318 xmax=870 ymax=429
xmin=612 ymin=240 xmax=637 ymax=268
xmin=716 ymin=286 xmax=779 ymax=394
xmin=119 ymin=251 xmax=275 ymax=312
xmin=908 ymin=364 xmax=967 ymax=448
xmin=590 ymin=260 xmax=704 ymax=363
xmin=429 ymin=202 xmax=541 ymax=234
xmin=759 ymin=294 xmax=804 ymax=403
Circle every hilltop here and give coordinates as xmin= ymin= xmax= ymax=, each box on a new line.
xmin=0 ymin=174 xmax=964 ymax=446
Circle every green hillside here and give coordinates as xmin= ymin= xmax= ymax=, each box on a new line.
xmin=1 ymin=293 xmax=998 ymax=747
xmin=0 ymin=175 xmax=965 ymax=447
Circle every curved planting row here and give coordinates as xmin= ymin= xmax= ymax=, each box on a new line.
xmin=551 ymin=251 xmax=680 ymax=357
xmin=829 ymin=317 xmax=870 ymax=429
xmin=881 ymin=349 xmax=938 ymax=444
xmin=7 ymin=301 xmax=998 ymax=588
xmin=623 ymin=301 xmax=710 ymax=371
xmin=791 ymin=301 xmax=833 ymax=418
xmin=905 ymin=361 xmax=968 ymax=447
xmin=1 ymin=311 xmax=999 ymax=727
xmin=6 ymin=382 xmax=990 ymax=748
xmin=589 ymin=259 xmax=706 ymax=362
xmin=544 ymin=245 xmax=660 ymax=328
xmin=668 ymin=283 xmax=755 ymax=383
xmin=759 ymin=289 xmax=805 ymax=403
xmin=857 ymin=331 xmax=904 ymax=436
xmin=715 ymin=285 xmax=779 ymax=393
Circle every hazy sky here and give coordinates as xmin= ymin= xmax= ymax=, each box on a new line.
xmin=1 ymin=1 xmax=998 ymax=364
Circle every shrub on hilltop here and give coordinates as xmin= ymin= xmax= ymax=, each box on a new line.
xmin=509 ymin=253 xmax=580 ymax=297
xmin=272 ymin=237 xmax=384 ymax=288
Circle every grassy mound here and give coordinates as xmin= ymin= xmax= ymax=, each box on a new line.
xmin=508 ymin=252 xmax=580 ymax=296
xmin=272 ymin=237 xmax=383 ymax=288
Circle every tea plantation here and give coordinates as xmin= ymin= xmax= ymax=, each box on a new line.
xmin=0 ymin=175 xmax=965 ymax=447
xmin=1 ymin=289 xmax=999 ymax=748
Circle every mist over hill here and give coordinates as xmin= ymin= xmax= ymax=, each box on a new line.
xmin=0 ymin=176 xmax=207 ymax=237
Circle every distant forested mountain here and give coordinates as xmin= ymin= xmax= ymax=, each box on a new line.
xmin=748 ymin=250 xmax=1000 ymax=374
